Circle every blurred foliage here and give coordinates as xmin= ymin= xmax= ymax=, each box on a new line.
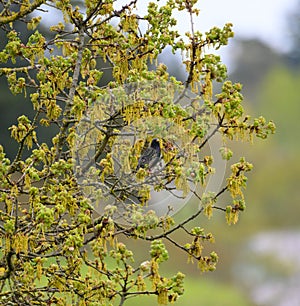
xmin=229 ymin=38 xmax=300 ymax=230
xmin=230 ymin=39 xmax=282 ymax=102
xmin=202 ymin=37 xmax=300 ymax=304
xmin=243 ymin=64 xmax=300 ymax=229
xmin=286 ymin=0 xmax=300 ymax=66
xmin=257 ymin=65 xmax=300 ymax=151
xmin=127 ymin=277 xmax=253 ymax=306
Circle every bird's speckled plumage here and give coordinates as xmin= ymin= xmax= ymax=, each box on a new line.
xmin=136 ymin=139 xmax=161 ymax=170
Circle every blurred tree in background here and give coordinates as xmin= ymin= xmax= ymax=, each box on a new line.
xmin=286 ymin=0 xmax=300 ymax=67
xmin=228 ymin=35 xmax=300 ymax=231
xmin=0 ymin=0 xmax=275 ymax=305
xmin=201 ymin=3 xmax=300 ymax=302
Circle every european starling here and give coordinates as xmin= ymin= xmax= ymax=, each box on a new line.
xmin=136 ymin=138 xmax=161 ymax=170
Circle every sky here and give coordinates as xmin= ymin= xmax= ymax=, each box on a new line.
xmin=188 ymin=0 xmax=298 ymax=52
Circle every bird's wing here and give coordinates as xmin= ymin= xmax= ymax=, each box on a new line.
xmin=137 ymin=147 xmax=160 ymax=169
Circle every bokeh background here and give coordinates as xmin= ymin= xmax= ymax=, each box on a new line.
xmin=1 ymin=1 xmax=299 ymax=305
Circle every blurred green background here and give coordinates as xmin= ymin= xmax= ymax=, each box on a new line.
xmin=1 ymin=1 xmax=300 ymax=305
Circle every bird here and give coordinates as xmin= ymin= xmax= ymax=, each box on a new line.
xmin=136 ymin=138 xmax=161 ymax=171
